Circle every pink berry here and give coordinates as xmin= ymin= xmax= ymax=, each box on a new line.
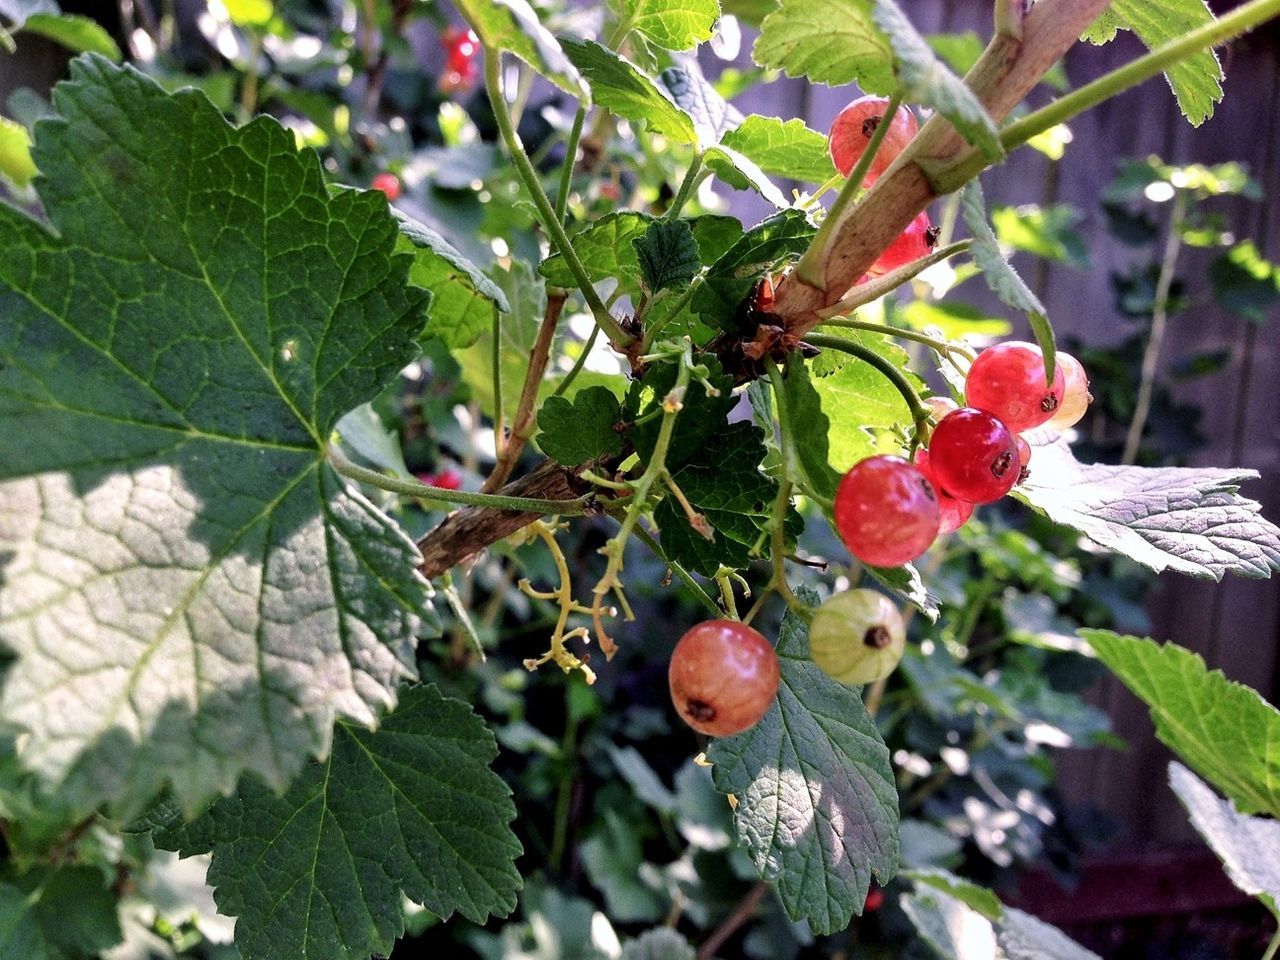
xmin=834 ymin=455 xmax=940 ymax=567
xmin=669 ymin=620 xmax=779 ymax=737
xmin=828 ymin=96 xmax=918 ymax=184
xmin=1015 ymin=436 xmax=1032 ymax=485
xmin=927 ymin=409 xmax=1019 ymax=504
xmin=868 ymin=211 xmax=937 ymax=276
xmin=965 ymin=341 xmax=1066 ymax=433
xmin=371 ymin=172 xmax=400 ymax=201
xmin=1046 ymin=351 xmax=1091 ymax=430
xmin=913 ymin=450 xmax=974 ymax=534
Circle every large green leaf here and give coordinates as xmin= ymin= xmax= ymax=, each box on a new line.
xmin=1169 ymin=762 xmax=1280 ymax=913
xmin=1083 ymin=0 xmax=1222 ymax=126
xmin=536 ymin=386 xmax=623 ymax=466
xmin=753 ymin=0 xmax=894 ymax=91
xmin=1019 ymin=434 xmax=1280 ymax=581
xmin=719 ymin=115 xmax=837 ymax=185
xmin=1083 ymin=631 xmax=1280 ymax=817
xmin=693 ymin=209 xmax=814 ymax=331
xmin=151 ymin=685 xmax=520 ymax=960
xmin=394 ymin=209 xmax=507 ymax=349
xmin=707 ymin=594 xmax=899 ymax=934
xmin=632 ymin=218 xmax=700 ymax=294
xmin=559 ymin=37 xmax=698 ymax=145
xmin=616 ymin=0 xmax=720 ymax=51
xmin=779 ymin=356 xmax=840 ymax=503
xmin=18 ymin=13 xmax=121 ymax=59
xmin=540 ymin=210 xmax=652 ymax=297
xmin=0 ymin=57 xmax=430 ymax=815
xmin=454 ymin=0 xmax=587 ymax=98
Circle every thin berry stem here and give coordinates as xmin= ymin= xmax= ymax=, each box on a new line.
xmin=796 ymin=91 xmax=904 ymax=289
xmin=555 ymin=105 xmax=587 ymax=225
xmin=632 ymin=524 xmax=722 ymax=617
xmin=1261 ymin=925 xmax=1280 ymax=960
xmin=666 ymin=153 xmax=705 ymax=220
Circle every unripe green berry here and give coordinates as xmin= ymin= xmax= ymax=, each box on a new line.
xmin=809 ymin=590 xmax=906 ymax=686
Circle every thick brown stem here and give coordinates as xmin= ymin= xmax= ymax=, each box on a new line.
xmin=483 ymin=292 xmax=567 ymax=493
xmin=697 ymin=881 xmax=769 ymax=960
xmin=417 ymin=458 xmax=591 ymax=579
xmin=772 ymin=0 xmax=1114 ymax=336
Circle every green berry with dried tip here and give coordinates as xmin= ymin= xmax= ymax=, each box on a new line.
xmin=809 ymin=590 xmax=906 ymax=686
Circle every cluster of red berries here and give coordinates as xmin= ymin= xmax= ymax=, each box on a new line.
xmin=439 ymin=27 xmax=479 ymax=94
xmin=828 ymin=95 xmax=938 ymax=275
xmin=834 ymin=343 xmax=1091 ymax=569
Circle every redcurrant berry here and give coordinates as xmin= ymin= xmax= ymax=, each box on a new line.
xmin=668 ymin=620 xmax=779 ymax=737
xmin=809 ymin=589 xmax=906 ymax=686
xmin=828 ymin=96 xmax=918 ymax=184
xmin=834 ymin=455 xmax=940 ymax=567
xmin=432 ymin=468 xmax=463 ymax=490
xmin=964 ymin=341 xmax=1065 ymax=432
xmin=927 ymin=408 xmax=1019 ymax=504
xmin=913 ymin=449 xmax=974 ymax=534
xmin=1015 ymin=436 xmax=1032 ymax=485
xmin=864 ymin=887 xmax=885 ymax=912
xmin=445 ymin=28 xmax=479 ymax=74
xmin=1046 ymin=351 xmax=1091 ymax=430
xmin=370 ymin=172 xmax=400 ymax=201
xmin=867 ymin=211 xmax=937 ymax=276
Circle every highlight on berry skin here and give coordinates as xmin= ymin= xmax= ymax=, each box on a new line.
xmin=828 ymin=95 xmax=919 ymax=184
xmin=668 ymin=620 xmax=780 ymax=737
xmin=834 ymin=454 xmax=941 ymax=568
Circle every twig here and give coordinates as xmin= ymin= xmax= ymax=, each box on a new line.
xmin=697 ymin=881 xmax=769 ymax=960
xmin=484 ymin=292 xmax=567 ymax=492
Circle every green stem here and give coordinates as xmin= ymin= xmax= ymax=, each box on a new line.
xmin=805 ymin=333 xmax=929 ymax=428
xmin=555 ymin=105 xmax=587 ymax=225
xmin=1262 ymin=925 xmax=1280 ymax=960
xmin=239 ymin=30 xmax=264 ymax=120
xmin=994 ymin=0 xmax=1024 ymax=39
xmin=327 ymin=447 xmax=593 ymax=514
xmin=441 ymin=575 xmax=486 ymax=661
xmin=763 ymin=361 xmax=805 ymax=616
xmin=813 ymin=239 xmax=973 ymax=321
xmin=934 ymin=0 xmax=1280 ymax=193
xmin=548 ymin=701 xmax=580 ymax=872
xmin=641 ymin=275 xmax=703 ymax=352
xmin=491 ymin=302 xmax=504 ymax=457
xmin=552 ymin=323 xmax=601 ymax=398
xmin=479 ymin=51 xmax=632 ymax=345
xmin=815 ymin=315 xmax=969 ymax=359
xmin=796 ymin=91 xmax=903 ymax=289
xmin=1122 ymin=190 xmax=1186 ymax=465
xmin=666 ymin=153 xmax=704 ymax=220
xmin=632 ymin=525 xmax=721 ymax=617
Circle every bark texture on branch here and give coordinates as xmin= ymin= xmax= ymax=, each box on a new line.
xmin=417 ymin=458 xmax=592 ymax=579
xmin=773 ymin=0 xmax=1115 ymax=336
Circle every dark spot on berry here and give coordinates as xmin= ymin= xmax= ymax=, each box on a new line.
xmin=862 ymin=115 xmax=882 ymax=138
xmin=1017 ymin=465 xmax=1031 ymax=485
xmin=991 ymin=451 xmax=1015 ymax=479
xmin=864 ymin=626 xmax=892 ymax=649
xmin=1041 ymin=393 xmax=1060 ymax=412
xmin=918 ymin=478 xmax=938 ymax=502
xmin=686 ymin=699 xmax=716 ymax=722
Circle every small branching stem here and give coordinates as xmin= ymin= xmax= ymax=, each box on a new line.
xmin=666 ymin=153 xmax=705 ymax=220
xmin=478 ymin=49 xmax=632 ymax=346
xmin=555 ymin=105 xmax=587 ymax=224
xmin=590 ymin=342 xmax=695 ymax=654
xmin=519 ymin=519 xmax=597 ymax=681
xmin=632 ymin=525 xmax=722 ymax=617
xmin=1123 ymin=190 xmax=1186 ymax=464
xmin=813 ymin=240 xmax=973 ymax=322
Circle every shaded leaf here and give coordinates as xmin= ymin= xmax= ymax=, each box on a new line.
xmin=780 ymin=356 xmax=841 ymax=503
xmin=0 ymin=57 xmax=429 ymax=815
xmin=536 ymin=386 xmax=623 ymax=466
xmin=707 ymin=592 xmax=899 ymax=934
xmin=1209 ymin=240 xmax=1279 ymax=324
xmin=0 ymin=866 xmax=122 ymax=960
xmin=454 ymin=0 xmax=587 ymax=98
xmin=904 ymin=868 xmax=1003 ymax=921
xmin=703 ymin=141 xmax=789 ymax=207
xmin=692 ymin=209 xmax=814 ymax=332
xmin=19 ymin=13 xmax=121 ymax=59
xmin=633 ymin=218 xmax=700 ymax=294
xmin=1019 ymin=433 xmax=1280 ymax=581
xmin=621 ymin=927 xmax=696 ymax=960
xmin=658 ymin=62 xmax=743 ymax=144
xmin=152 ymin=685 xmax=522 ymax=960
xmin=1083 ymin=631 xmax=1280 ymax=817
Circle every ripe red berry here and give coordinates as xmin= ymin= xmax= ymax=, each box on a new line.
xmin=1015 ymin=436 xmax=1032 ymax=484
xmin=370 ymin=172 xmax=400 ymax=201
xmin=864 ymin=887 xmax=885 ymax=912
xmin=868 ymin=211 xmax=937 ymax=276
xmin=965 ymin=341 xmax=1066 ymax=433
xmin=1046 ymin=351 xmax=1091 ymax=430
xmin=828 ymin=96 xmax=918 ymax=184
xmin=444 ymin=28 xmax=479 ymax=73
xmin=431 ymin=468 xmax=463 ymax=490
xmin=927 ymin=408 xmax=1020 ymax=504
xmin=668 ymin=620 xmax=780 ymax=737
xmin=913 ymin=450 xmax=974 ymax=534
xmin=834 ymin=455 xmax=940 ymax=568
